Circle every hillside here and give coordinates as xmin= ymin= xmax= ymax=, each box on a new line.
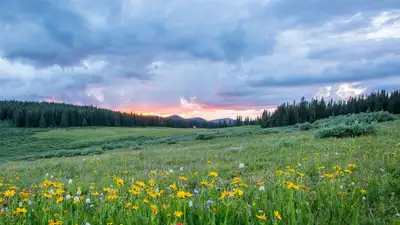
xmin=0 ymin=113 xmax=399 ymax=224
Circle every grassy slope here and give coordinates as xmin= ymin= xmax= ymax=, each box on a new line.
xmin=0 ymin=120 xmax=399 ymax=224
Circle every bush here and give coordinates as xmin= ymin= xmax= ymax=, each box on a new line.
xmin=313 ymin=111 xmax=396 ymax=128
xmin=314 ymin=122 xmax=377 ymax=139
xmin=195 ymin=134 xmax=214 ymax=140
xmin=299 ymin=122 xmax=313 ymax=130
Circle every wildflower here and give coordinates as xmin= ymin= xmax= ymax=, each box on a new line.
xmin=188 ymin=201 xmax=193 ymax=207
xmin=180 ymin=167 xmax=184 ymax=171
xmin=274 ymin=210 xmax=282 ymax=220
xmin=143 ymin=199 xmax=149 ymax=203
xmin=193 ymin=171 xmax=199 ymax=175
xmin=344 ymin=169 xmax=352 ymax=173
xmin=239 ymin=163 xmax=245 ymax=169
xmin=131 ymin=178 xmax=135 ymax=183
xmin=68 ymin=179 xmax=72 ymax=185
xmin=360 ymin=189 xmax=367 ymax=194
xmin=207 ymin=160 xmax=211 ymax=164
xmin=65 ymin=195 xmax=71 ymax=200
xmin=169 ymin=169 xmax=174 ymax=173
xmin=85 ymin=223 xmax=91 ymax=225
xmin=220 ymin=191 xmax=233 ymax=199
xmin=92 ymin=192 xmax=99 ymax=196
xmin=200 ymin=180 xmax=208 ymax=186
xmin=174 ymin=211 xmax=183 ymax=218
xmin=132 ymin=205 xmax=138 ymax=210
xmin=149 ymin=179 xmax=156 ymax=187
xmin=179 ymin=176 xmax=187 ymax=181
xmin=73 ymin=196 xmax=79 ymax=203
xmin=151 ymin=205 xmax=158 ymax=215
xmin=348 ymin=164 xmax=357 ymax=169
xmin=259 ymin=186 xmax=265 ymax=191
xmin=339 ymin=185 xmax=344 ymax=190
xmin=193 ymin=189 xmax=199 ymax=195
xmin=234 ymin=188 xmax=244 ymax=196
xmin=19 ymin=202 xmax=23 ymax=207
xmin=13 ymin=207 xmax=27 ymax=215
xmin=77 ymin=190 xmax=82 ymax=196
xmin=256 ymin=214 xmax=267 ymax=220
xmin=362 ymin=197 xmax=367 ymax=201
xmin=206 ymin=200 xmax=214 ymax=205
xmin=285 ymin=181 xmax=299 ymax=190
xmin=209 ymin=171 xmax=218 ymax=177
xmin=89 ymin=186 xmax=94 ymax=191
xmin=56 ymin=197 xmax=63 ymax=204
xmin=85 ymin=198 xmax=91 ymax=204
xmin=150 ymin=170 xmax=157 ymax=175
xmin=4 ymin=190 xmax=16 ymax=198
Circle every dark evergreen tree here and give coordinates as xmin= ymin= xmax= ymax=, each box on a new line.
xmin=82 ymin=118 xmax=88 ymax=127
xmin=39 ymin=112 xmax=47 ymax=128
xmin=60 ymin=112 xmax=70 ymax=128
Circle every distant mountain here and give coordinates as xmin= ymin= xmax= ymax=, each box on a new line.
xmin=168 ymin=115 xmax=185 ymax=120
xmin=210 ymin=118 xmax=235 ymax=124
xmin=187 ymin=117 xmax=207 ymax=122
xmin=168 ymin=115 xmax=207 ymax=122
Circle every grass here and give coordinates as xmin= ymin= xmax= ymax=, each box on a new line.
xmin=0 ymin=117 xmax=400 ymax=224
xmin=33 ymin=127 xmax=212 ymax=143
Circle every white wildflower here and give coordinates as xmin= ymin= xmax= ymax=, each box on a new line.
xmin=188 ymin=201 xmax=193 ymax=208
xmin=74 ymin=196 xmax=79 ymax=203
xmin=239 ymin=163 xmax=245 ymax=169
xmin=50 ymin=175 xmax=54 ymax=179
xmin=77 ymin=190 xmax=82 ymax=196
xmin=131 ymin=178 xmax=135 ymax=183
xmin=66 ymin=194 xmax=71 ymax=200
xmin=45 ymin=173 xmax=49 ymax=177
xmin=362 ymin=197 xmax=366 ymax=201
xmin=85 ymin=198 xmax=91 ymax=204
xmin=68 ymin=179 xmax=73 ymax=185
xmin=180 ymin=167 xmax=184 ymax=171
xmin=49 ymin=189 xmax=54 ymax=194
xmin=169 ymin=169 xmax=174 ymax=173
xmin=19 ymin=202 xmax=23 ymax=207
xmin=340 ymin=185 xmax=344 ymax=190
xmin=259 ymin=186 xmax=265 ymax=191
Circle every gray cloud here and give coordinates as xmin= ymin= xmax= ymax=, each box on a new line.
xmin=0 ymin=0 xmax=400 ymax=115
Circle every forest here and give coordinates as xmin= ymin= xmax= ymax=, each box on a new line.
xmin=261 ymin=89 xmax=400 ymax=128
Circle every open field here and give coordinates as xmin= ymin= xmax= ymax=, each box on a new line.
xmin=0 ymin=118 xmax=400 ymax=224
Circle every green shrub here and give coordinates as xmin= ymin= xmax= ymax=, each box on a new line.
xmin=314 ymin=122 xmax=377 ymax=139
xmin=313 ymin=111 xmax=395 ymax=128
xmin=195 ymin=134 xmax=214 ymax=140
xmin=299 ymin=122 xmax=313 ymax=130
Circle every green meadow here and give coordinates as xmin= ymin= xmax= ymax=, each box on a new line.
xmin=0 ymin=116 xmax=400 ymax=224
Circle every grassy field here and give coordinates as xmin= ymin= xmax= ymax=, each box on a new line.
xmin=0 ymin=118 xmax=400 ymax=224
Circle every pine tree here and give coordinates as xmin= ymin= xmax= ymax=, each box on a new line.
xmin=60 ymin=112 xmax=70 ymax=128
xmin=39 ymin=112 xmax=47 ymax=128
xmin=82 ymin=118 xmax=88 ymax=127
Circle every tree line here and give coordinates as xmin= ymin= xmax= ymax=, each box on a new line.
xmin=261 ymin=89 xmax=400 ymax=128
xmin=0 ymin=101 xmax=235 ymax=129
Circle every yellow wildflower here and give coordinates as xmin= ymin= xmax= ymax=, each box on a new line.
xmin=56 ymin=196 xmax=63 ymax=204
xmin=256 ymin=214 xmax=267 ymax=220
xmin=151 ymin=204 xmax=158 ymax=215
xmin=348 ymin=164 xmax=357 ymax=169
xmin=209 ymin=171 xmax=218 ymax=177
xmin=173 ymin=211 xmax=183 ymax=218
xmin=13 ymin=207 xmax=27 ymax=215
xmin=150 ymin=170 xmax=157 ymax=175
xmin=4 ymin=190 xmax=16 ymax=198
xmin=179 ymin=176 xmax=187 ymax=181
xmin=274 ymin=210 xmax=282 ymax=220
xmin=360 ymin=189 xmax=367 ymax=194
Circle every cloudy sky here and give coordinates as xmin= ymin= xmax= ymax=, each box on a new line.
xmin=1 ymin=0 xmax=400 ymax=120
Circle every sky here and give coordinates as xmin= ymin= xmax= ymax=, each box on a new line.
xmin=1 ymin=0 xmax=400 ymax=120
